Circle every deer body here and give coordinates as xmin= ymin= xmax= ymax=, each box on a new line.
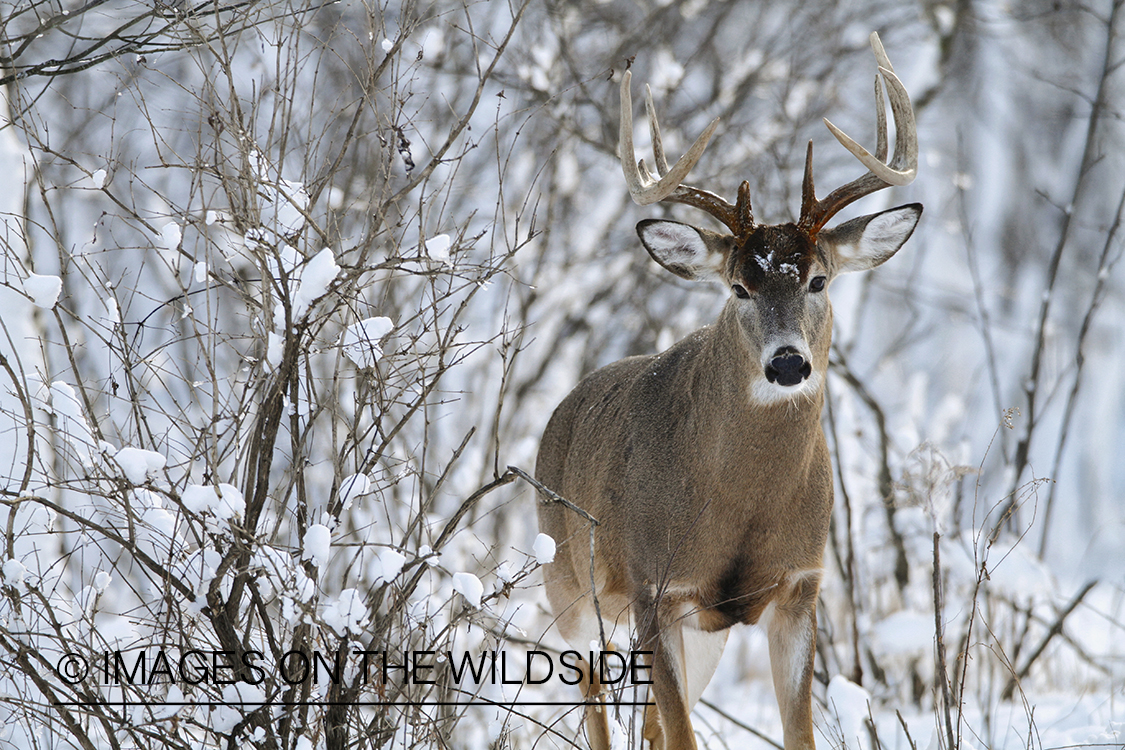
xmin=538 ymin=305 xmax=832 ymax=620
xmin=536 ymin=33 xmax=921 ymax=750
xmin=537 ymin=304 xmax=833 ymax=745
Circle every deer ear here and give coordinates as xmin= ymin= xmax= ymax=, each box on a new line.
xmin=637 ymin=219 xmax=730 ymax=282
xmin=819 ymin=204 xmax=922 ymax=274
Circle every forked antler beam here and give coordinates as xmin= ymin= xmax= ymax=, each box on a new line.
xmin=798 ymin=32 xmax=919 ymax=236
xmin=619 ymin=71 xmax=755 ymax=237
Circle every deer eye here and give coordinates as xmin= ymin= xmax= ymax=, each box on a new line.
xmin=732 ymin=284 xmax=750 ymax=299
xmin=808 ymin=276 xmax=826 ymax=293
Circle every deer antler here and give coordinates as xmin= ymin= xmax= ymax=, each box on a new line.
xmin=798 ymin=32 xmax=919 ymax=237
xmin=619 ymin=70 xmax=755 ymax=238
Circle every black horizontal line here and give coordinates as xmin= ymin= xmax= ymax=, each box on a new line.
xmin=54 ymin=701 xmax=653 ymax=708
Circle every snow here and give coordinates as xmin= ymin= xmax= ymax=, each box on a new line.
xmin=266 ymin=246 xmax=340 ymax=327
xmin=101 ymin=292 xmax=120 ymax=324
xmin=425 ymin=233 xmax=452 ymax=265
xmin=114 ymin=446 xmax=166 ymax=484
xmin=222 ymin=493 xmax=248 ymax=523
xmin=23 ymin=273 xmax=62 ymax=308
xmin=2 ymin=559 xmax=27 ymax=587
xmin=293 ymin=568 xmax=316 ymax=603
xmin=158 ymin=221 xmax=182 ymax=251
xmin=303 ymin=524 xmax=331 ymax=568
xmin=980 ymin=536 xmax=1055 ymax=598
xmin=452 ymin=571 xmax=484 ymax=608
xmin=261 ymin=179 xmax=309 ymax=236
xmin=532 ymin=533 xmax=556 ymax=564
xmin=826 ymin=675 xmax=872 ymax=746
xmin=292 ymin=247 xmax=339 ymax=317
xmin=213 ymin=684 xmax=265 ymax=732
xmin=342 ymin=316 xmax=394 ymax=368
xmin=136 ymin=490 xmax=178 ymax=551
xmin=266 ymin=331 xmax=284 ymax=369
xmin=178 ymin=548 xmax=221 ymax=594
xmin=370 ymin=548 xmax=405 ymax=583
xmin=609 ymin=717 xmax=630 ymax=750
xmin=321 ymin=588 xmax=367 ymax=634
xmin=872 ymin=610 xmax=933 ymax=655
xmin=181 ymin=483 xmax=244 ymax=520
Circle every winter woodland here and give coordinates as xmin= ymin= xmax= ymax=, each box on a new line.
xmin=0 ymin=0 xmax=1122 ymax=748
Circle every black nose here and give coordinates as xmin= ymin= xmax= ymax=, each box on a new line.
xmin=765 ymin=347 xmax=812 ymax=386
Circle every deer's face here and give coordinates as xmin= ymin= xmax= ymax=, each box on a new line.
xmin=637 ymin=204 xmax=921 ymax=404
xmin=726 ymin=223 xmax=831 ymax=403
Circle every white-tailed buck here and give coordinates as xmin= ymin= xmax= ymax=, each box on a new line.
xmin=536 ymin=33 xmax=920 ymax=750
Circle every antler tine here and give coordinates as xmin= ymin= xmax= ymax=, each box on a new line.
xmin=618 ymin=70 xmax=748 ymax=233
xmin=870 ymin=34 xmax=889 ymax=163
xmin=822 ymin=63 xmax=916 ymax=185
xmin=620 ymin=70 xmax=716 ymax=206
xmin=872 ymin=68 xmax=888 ymax=163
xmin=644 ymin=84 xmax=670 ymax=176
xmin=800 ymin=32 xmax=918 ymax=234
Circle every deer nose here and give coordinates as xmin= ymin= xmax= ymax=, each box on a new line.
xmin=764 ymin=346 xmax=812 ymax=387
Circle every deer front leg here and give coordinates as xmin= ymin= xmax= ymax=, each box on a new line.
xmin=636 ymin=599 xmax=697 ymax=750
xmin=766 ymin=571 xmax=822 ymax=750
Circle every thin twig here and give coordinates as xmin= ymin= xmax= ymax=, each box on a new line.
xmin=699 ymin=697 xmax=784 ymax=750
xmin=508 ymin=465 xmax=609 ymax=652
xmin=932 ymin=531 xmax=957 ymax=750
xmin=1001 ymin=580 xmax=1098 ymax=700
xmin=896 ymin=709 xmax=918 ymax=750
xmin=830 ymin=350 xmax=909 ymax=593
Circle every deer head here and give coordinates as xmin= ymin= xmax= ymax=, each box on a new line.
xmin=621 ymin=31 xmax=921 ymax=405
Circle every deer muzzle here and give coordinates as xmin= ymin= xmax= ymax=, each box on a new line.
xmin=764 ymin=346 xmax=812 ymax=387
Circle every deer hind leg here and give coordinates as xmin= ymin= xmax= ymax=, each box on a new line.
xmin=765 ymin=570 xmax=822 ymax=750
xmin=553 ymin=598 xmax=630 ymax=750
